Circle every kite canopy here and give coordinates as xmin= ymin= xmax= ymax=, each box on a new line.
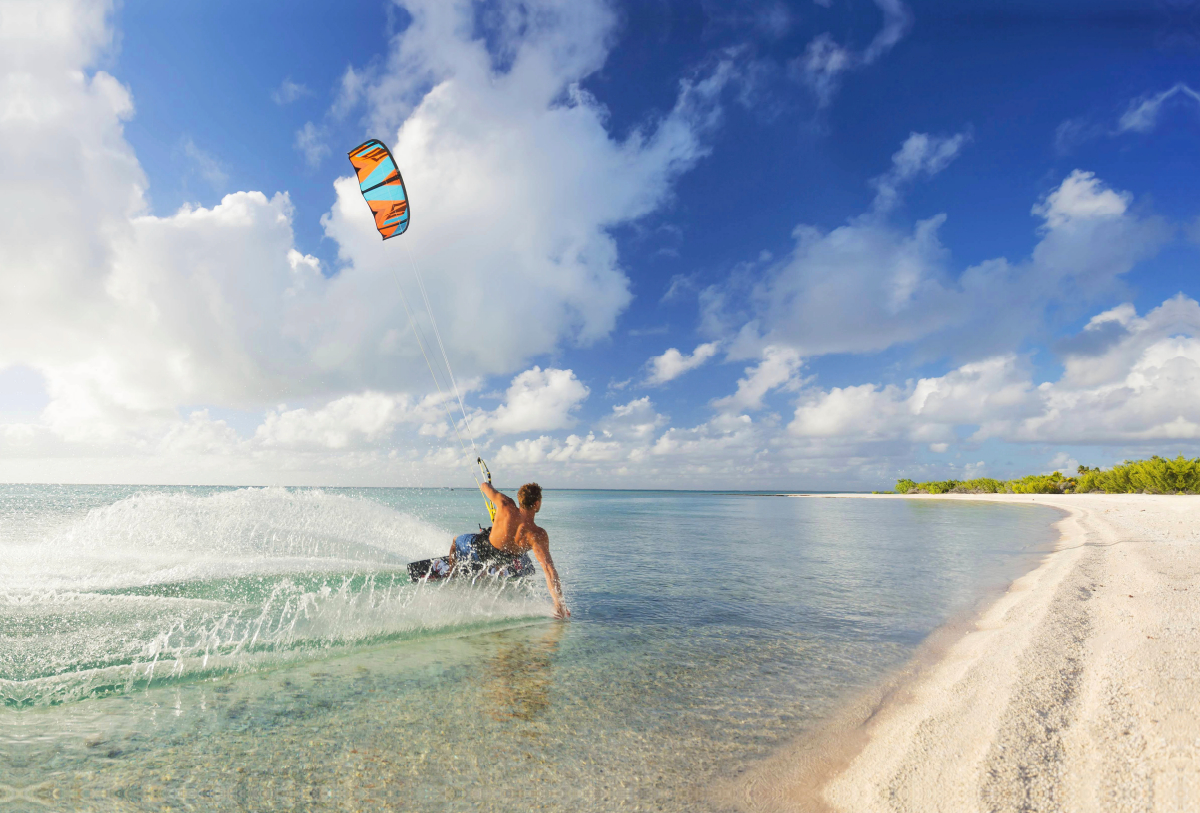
xmin=347 ymin=139 xmax=410 ymax=239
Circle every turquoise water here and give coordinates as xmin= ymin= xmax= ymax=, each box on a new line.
xmin=0 ymin=486 xmax=1061 ymax=811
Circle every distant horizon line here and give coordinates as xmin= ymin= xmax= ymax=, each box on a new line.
xmin=0 ymin=482 xmax=868 ymax=494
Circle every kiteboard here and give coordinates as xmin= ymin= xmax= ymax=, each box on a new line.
xmin=407 ymin=553 xmax=535 ymax=583
xmin=408 ymin=555 xmax=453 ymax=582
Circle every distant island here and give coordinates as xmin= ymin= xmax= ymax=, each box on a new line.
xmin=895 ymin=454 xmax=1200 ymax=495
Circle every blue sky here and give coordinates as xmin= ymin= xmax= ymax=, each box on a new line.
xmin=1 ymin=0 xmax=1198 ymax=488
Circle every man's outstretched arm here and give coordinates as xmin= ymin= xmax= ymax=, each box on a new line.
xmin=480 ymin=481 xmax=510 ymax=507
xmin=530 ymin=531 xmax=569 ymax=620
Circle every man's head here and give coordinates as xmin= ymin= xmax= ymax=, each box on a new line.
xmin=517 ymin=482 xmax=542 ymax=511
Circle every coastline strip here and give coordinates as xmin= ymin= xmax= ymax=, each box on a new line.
xmin=721 ymin=493 xmax=1200 ymax=812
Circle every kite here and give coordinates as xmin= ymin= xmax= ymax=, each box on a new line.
xmin=347 ymin=139 xmax=410 ymax=239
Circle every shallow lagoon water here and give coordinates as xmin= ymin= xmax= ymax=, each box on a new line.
xmin=0 ymin=486 xmax=1061 ymax=811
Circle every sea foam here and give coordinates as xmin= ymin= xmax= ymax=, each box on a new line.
xmin=0 ymin=488 xmax=550 ymax=705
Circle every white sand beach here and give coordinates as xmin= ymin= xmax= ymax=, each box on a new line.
xmin=723 ymin=493 xmax=1200 ymax=812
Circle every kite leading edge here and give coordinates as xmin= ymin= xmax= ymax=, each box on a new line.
xmin=347 ymin=139 xmax=410 ymax=239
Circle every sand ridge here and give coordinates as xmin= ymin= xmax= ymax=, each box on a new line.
xmin=724 ymin=493 xmax=1200 ymax=813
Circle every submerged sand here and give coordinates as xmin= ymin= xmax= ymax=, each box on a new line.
xmin=722 ymin=493 xmax=1200 ymax=813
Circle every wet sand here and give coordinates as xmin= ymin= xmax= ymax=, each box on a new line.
xmin=721 ymin=493 xmax=1200 ymax=812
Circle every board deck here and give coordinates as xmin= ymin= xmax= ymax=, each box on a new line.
xmin=408 ymin=555 xmax=453 ymax=582
xmin=407 ymin=554 xmax=535 ymax=583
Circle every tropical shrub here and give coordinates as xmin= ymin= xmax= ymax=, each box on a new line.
xmin=896 ymin=456 xmax=1200 ymax=495
xmin=1075 ymin=456 xmax=1200 ymax=494
xmin=1007 ymin=472 xmax=1071 ymax=493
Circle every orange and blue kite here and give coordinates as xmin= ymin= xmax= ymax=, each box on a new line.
xmin=348 ymin=139 xmax=410 ymax=239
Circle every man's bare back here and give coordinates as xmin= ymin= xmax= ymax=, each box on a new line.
xmin=465 ymin=482 xmax=569 ymax=619
xmin=486 ymin=486 xmax=544 ymax=555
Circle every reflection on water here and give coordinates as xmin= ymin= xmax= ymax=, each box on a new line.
xmin=0 ymin=487 xmax=1063 ymax=812
xmin=478 ymin=622 xmax=564 ymax=723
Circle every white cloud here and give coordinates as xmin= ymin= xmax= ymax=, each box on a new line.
xmin=714 ymin=155 xmax=1168 ymax=361
xmin=180 ymin=137 xmax=229 ymax=190
xmin=797 ymin=34 xmax=853 ymax=107
xmin=256 ymin=392 xmax=409 ymax=450
xmin=490 ymin=394 xmax=668 ymax=470
xmin=494 ymin=432 xmax=623 ymax=468
xmin=1056 ymin=83 xmax=1200 ymax=154
xmin=0 ymin=1 xmax=1192 ymax=491
xmin=1030 ymin=169 xmax=1130 ymax=229
xmin=788 ymin=295 xmax=1200 ymax=450
xmin=789 ymin=355 xmax=1038 ymax=444
xmin=331 ymin=65 xmax=367 ymax=120
xmin=596 ymin=396 xmax=667 ymax=442
xmin=0 ymin=0 xmax=115 ymax=73
xmin=1047 ymin=451 xmax=1078 ymax=474
xmin=870 ymin=130 xmax=971 ymax=213
xmin=712 ymin=345 xmax=803 ymax=413
xmin=318 ymin=0 xmax=734 ymax=377
xmin=644 ymin=341 xmax=720 ymax=385
xmin=294 ymin=121 xmax=330 ymax=167
xmin=661 ymin=272 xmax=697 ymax=302
xmin=1116 ymin=83 xmax=1200 ymax=134
xmin=792 ymin=0 xmax=912 ymax=106
xmin=272 ymin=77 xmax=310 ymax=105
xmin=0 ymin=0 xmax=735 ymax=480
xmin=4 ymin=292 xmax=1197 ymax=489
xmin=159 ymin=410 xmax=241 ymax=456
xmin=1013 ymin=295 xmax=1200 ymax=443
xmin=474 ymin=367 xmax=589 ymax=436
xmin=1053 ymin=116 xmax=1104 ymax=155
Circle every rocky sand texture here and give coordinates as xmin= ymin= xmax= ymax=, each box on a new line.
xmin=725 ymin=493 xmax=1200 ymax=813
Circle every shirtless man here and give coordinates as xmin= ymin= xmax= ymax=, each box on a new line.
xmin=450 ymin=482 xmax=569 ymax=619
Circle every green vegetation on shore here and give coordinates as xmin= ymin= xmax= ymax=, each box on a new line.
xmin=896 ymin=455 xmax=1200 ymax=495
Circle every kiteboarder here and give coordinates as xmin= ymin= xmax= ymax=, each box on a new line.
xmin=346 ymin=140 xmax=568 ymax=619
xmin=450 ymin=482 xmax=570 ymax=620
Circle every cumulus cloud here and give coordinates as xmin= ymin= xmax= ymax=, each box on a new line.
xmin=788 ymin=295 xmax=1200 ymax=449
xmin=319 ymin=0 xmax=734 ymax=377
xmin=790 ymin=355 xmax=1038 ymax=444
xmin=6 ymin=294 xmax=1197 ymax=489
xmin=474 ymin=367 xmax=589 ymax=436
xmin=494 ymin=432 xmax=623 ymax=468
xmin=596 ymin=396 xmax=667 ymax=442
xmin=1030 ymin=169 xmax=1130 ymax=228
xmin=159 ymin=410 xmax=241 ymax=456
xmin=256 ymin=392 xmax=411 ymax=450
xmin=1014 ymin=295 xmax=1200 ymax=443
xmin=712 ymin=146 xmax=1169 ymax=361
xmin=0 ymin=1 xmax=1192 ymax=490
xmin=712 ymin=345 xmax=803 ymax=413
xmin=0 ymin=0 xmax=735 ymax=479
xmin=492 ymin=396 xmax=664 ymax=472
xmin=644 ymin=341 xmax=720 ymax=385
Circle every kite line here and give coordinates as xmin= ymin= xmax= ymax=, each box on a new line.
xmin=347 ymin=138 xmax=495 ymax=520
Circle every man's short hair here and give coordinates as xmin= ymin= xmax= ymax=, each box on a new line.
xmin=518 ymin=482 xmax=542 ymax=509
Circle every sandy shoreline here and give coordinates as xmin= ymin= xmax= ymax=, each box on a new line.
xmin=720 ymin=493 xmax=1200 ymax=812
